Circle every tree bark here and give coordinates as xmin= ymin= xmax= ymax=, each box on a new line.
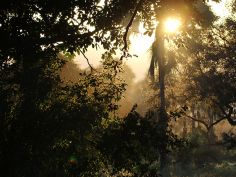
xmin=208 ymin=110 xmax=216 ymax=144
xmin=155 ymin=22 xmax=168 ymax=172
xmin=191 ymin=106 xmax=195 ymax=131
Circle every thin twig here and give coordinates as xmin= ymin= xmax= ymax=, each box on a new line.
xmin=120 ymin=0 xmax=145 ymax=60
xmin=209 ymin=117 xmax=225 ymax=129
xmin=184 ymin=114 xmax=208 ymax=129
xmin=214 ymin=101 xmax=236 ymax=126
xmin=79 ymin=49 xmax=95 ymax=72
xmin=185 ymin=113 xmax=228 ymax=130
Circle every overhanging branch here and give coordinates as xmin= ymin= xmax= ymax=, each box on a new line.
xmin=217 ymin=103 xmax=236 ymax=126
xmin=184 ymin=114 xmax=208 ymax=129
xmin=79 ymin=49 xmax=95 ymax=72
xmin=209 ymin=117 xmax=226 ymax=129
xmin=120 ymin=0 xmax=145 ymax=60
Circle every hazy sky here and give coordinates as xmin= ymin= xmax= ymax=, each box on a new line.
xmin=208 ymin=0 xmax=235 ymax=23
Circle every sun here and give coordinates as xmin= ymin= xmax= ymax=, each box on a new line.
xmin=164 ymin=18 xmax=181 ymax=33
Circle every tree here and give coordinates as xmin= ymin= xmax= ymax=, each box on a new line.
xmin=146 ymin=0 xmax=216 ymax=170
xmin=0 ymin=53 xmax=127 ymax=176
xmin=0 ymin=0 xmax=139 ymax=63
xmin=100 ymin=104 xmax=184 ymax=176
xmin=182 ymin=19 xmax=236 ymax=126
xmin=0 ymin=0 xmax=224 ymax=175
xmin=1 ymin=1 xmax=132 ymax=174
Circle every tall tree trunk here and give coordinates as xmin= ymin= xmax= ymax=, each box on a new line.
xmin=183 ymin=118 xmax=187 ymax=137
xmin=191 ymin=106 xmax=195 ymax=131
xmin=154 ymin=22 xmax=168 ymax=172
xmin=197 ymin=110 xmax=201 ymax=128
xmin=208 ymin=109 xmax=215 ymax=144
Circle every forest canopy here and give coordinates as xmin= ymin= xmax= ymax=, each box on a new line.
xmin=1 ymin=0 xmax=236 ymax=177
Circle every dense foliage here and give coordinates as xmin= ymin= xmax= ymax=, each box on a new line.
xmin=100 ymin=106 xmax=185 ymax=176
xmin=1 ymin=0 xmax=236 ymax=176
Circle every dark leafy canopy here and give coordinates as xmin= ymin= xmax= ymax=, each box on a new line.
xmin=0 ymin=0 xmax=219 ymax=121
xmin=0 ymin=0 xmax=225 ymax=176
xmin=0 ymin=0 xmax=130 ymax=65
xmin=100 ymin=107 xmax=185 ymax=176
xmin=0 ymin=57 xmax=126 ymax=177
xmin=0 ymin=0 xmax=218 ymax=66
xmin=0 ymin=1 xmax=130 ymax=176
xmin=183 ymin=19 xmax=236 ymax=125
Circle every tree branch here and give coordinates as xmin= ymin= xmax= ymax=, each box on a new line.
xmin=120 ymin=0 xmax=145 ymax=60
xmin=185 ymin=112 xmax=227 ymax=130
xmin=216 ymin=103 xmax=236 ymax=126
xmin=184 ymin=114 xmax=208 ymax=129
xmin=225 ymin=105 xmax=236 ymax=125
xmin=209 ymin=117 xmax=226 ymax=129
xmin=79 ymin=49 xmax=95 ymax=72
